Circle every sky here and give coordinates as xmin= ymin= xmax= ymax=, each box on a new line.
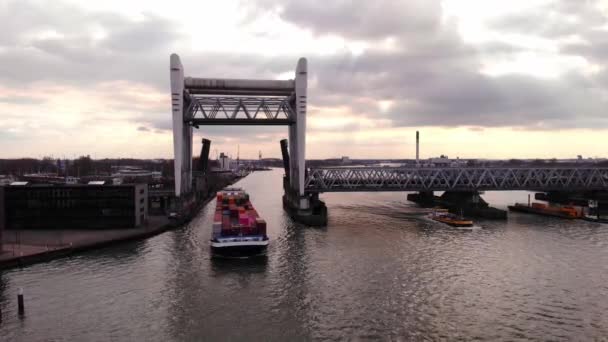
xmin=1 ymin=0 xmax=607 ymax=160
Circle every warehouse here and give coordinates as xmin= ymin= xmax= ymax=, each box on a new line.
xmin=1 ymin=183 xmax=148 ymax=230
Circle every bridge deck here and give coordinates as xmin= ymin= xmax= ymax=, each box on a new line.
xmin=304 ymin=166 xmax=608 ymax=193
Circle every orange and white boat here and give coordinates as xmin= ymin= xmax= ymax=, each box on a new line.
xmin=428 ymin=210 xmax=474 ymax=227
xmin=508 ymin=202 xmax=582 ymax=219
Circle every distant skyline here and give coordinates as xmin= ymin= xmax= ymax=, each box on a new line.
xmin=1 ymin=0 xmax=608 ymax=159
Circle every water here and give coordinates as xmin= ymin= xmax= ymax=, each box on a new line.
xmin=2 ymin=168 xmax=608 ymax=341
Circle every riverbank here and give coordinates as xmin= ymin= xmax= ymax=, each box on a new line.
xmin=0 ymin=215 xmax=172 ymax=269
xmin=0 ymin=174 xmax=246 ymax=270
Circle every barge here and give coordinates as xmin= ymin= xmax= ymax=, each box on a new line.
xmin=211 ymin=188 xmax=268 ymax=257
xmin=508 ymin=202 xmax=583 ymax=219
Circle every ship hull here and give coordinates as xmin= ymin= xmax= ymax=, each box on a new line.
xmin=508 ymin=205 xmax=577 ymax=219
xmin=431 ymin=217 xmax=473 ymax=227
xmin=211 ymin=240 xmax=269 ymax=257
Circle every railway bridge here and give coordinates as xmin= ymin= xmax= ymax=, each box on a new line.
xmin=304 ymin=167 xmax=608 ymax=193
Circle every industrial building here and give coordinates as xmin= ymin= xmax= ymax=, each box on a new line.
xmin=0 ymin=184 xmax=148 ymax=230
xmin=218 ymin=153 xmax=231 ymax=171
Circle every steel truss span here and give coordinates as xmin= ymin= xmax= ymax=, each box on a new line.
xmin=186 ymin=96 xmax=295 ymax=126
xmin=304 ymin=167 xmax=608 ymax=193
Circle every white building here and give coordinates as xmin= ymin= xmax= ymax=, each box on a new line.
xmin=422 ymin=155 xmax=467 ymax=167
xmin=218 ymin=153 xmax=231 ymax=171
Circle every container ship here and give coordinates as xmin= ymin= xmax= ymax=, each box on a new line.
xmin=508 ymin=202 xmax=582 ymax=219
xmin=428 ymin=210 xmax=474 ymax=228
xmin=211 ymin=188 xmax=268 ymax=257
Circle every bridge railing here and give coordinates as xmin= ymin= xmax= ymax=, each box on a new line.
xmin=186 ymin=95 xmax=295 ymax=126
xmin=304 ymin=166 xmax=608 ymax=193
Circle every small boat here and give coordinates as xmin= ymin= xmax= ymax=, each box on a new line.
xmin=582 ymin=215 xmax=608 ymax=223
xmin=428 ymin=210 xmax=474 ymax=227
xmin=211 ymin=188 xmax=269 ymax=257
xmin=508 ymin=202 xmax=582 ymax=219
xmin=582 ymin=200 xmax=608 ymax=223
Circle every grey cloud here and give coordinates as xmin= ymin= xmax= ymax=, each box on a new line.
xmin=280 ymin=0 xmax=440 ymax=41
xmin=306 ymin=48 xmax=608 ymax=129
xmin=249 ymin=0 xmax=441 ymax=41
xmin=2 ymin=0 xmax=607 ymax=136
xmin=0 ymin=95 xmax=45 ymax=105
xmin=0 ymin=1 xmax=237 ymax=89
xmin=273 ymin=0 xmax=608 ymax=130
xmin=136 ymin=126 xmax=150 ymax=132
xmin=0 ymin=1 xmax=85 ymax=45
xmin=487 ymin=0 xmax=608 ymax=69
xmin=489 ymin=0 xmax=606 ymax=38
xmin=100 ymin=13 xmax=182 ymax=53
xmin=384 ymin=73 xmax=607 ymax=128
xmin=562 ymin=29 xmax=608 ymax=64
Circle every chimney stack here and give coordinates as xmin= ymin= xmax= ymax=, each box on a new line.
xmin=416 ymin=131 xmax=419 ymax=164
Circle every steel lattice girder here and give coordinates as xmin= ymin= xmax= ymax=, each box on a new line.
xmin=304 ymin=167 xmax=608 ymax=193
xmin=185 ymin=96 xmax=296 ymax=126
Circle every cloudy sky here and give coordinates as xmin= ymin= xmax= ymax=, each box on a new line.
xmin=1 ymin=0 xmax=607 ymax=160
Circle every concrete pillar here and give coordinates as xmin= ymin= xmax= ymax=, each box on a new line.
xmin=170 ymin=54 xmax=193 ymax=197
xmin=0 ymin=187 xmax=4 ymax=253
xmin=295 ymin=58 xmax=307 ymax=197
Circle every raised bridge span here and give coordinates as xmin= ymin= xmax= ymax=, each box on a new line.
xmin=305 ymin=167 xmax=608 ymax=193
xmin=169 ymin=54 xmax=608 ymax=225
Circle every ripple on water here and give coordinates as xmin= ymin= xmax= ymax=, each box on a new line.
xmin=2 ymin=171 xmax=608 ymax=340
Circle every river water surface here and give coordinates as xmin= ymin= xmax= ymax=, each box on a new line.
xmin=2 ymin=168 xmax=608 ymax=341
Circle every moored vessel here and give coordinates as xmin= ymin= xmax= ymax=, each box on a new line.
xmin=508 ymin=202 xmax=583 ymax=219
xmin=211 ymin=188 xmax=269 ymax=257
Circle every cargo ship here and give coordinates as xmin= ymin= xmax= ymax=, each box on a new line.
xmin=508 ymin=202 xmax=582 ymax=219
xmin=428 ymin=210 xmax=474 ymax=227
xmin=211 ymin=188 xmax=268 ymax=257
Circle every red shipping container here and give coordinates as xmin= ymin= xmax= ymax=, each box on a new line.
xmin=222 ymin=216 xmax=231 ymax=229
xmin=256 ymin=218 xmax=267 ymax=235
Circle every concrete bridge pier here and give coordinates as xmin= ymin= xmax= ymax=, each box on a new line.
xmin=280 ymin=139 xmax=327 ymax=226
xmin=409 ymin=190 xmax=507 ymax=219
xmin=406 ymin=191 xmax=435 ymax=206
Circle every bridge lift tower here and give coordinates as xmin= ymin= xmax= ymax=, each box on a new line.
xmin=170 ymin=54 xmax=326 ymax=225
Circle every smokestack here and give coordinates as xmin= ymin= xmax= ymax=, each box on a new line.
xmin=416 ymin=131 xmax=419 ymax=163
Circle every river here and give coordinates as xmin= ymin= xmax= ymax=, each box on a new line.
xmin=2 ymin=168 xmax=608 ymax=341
